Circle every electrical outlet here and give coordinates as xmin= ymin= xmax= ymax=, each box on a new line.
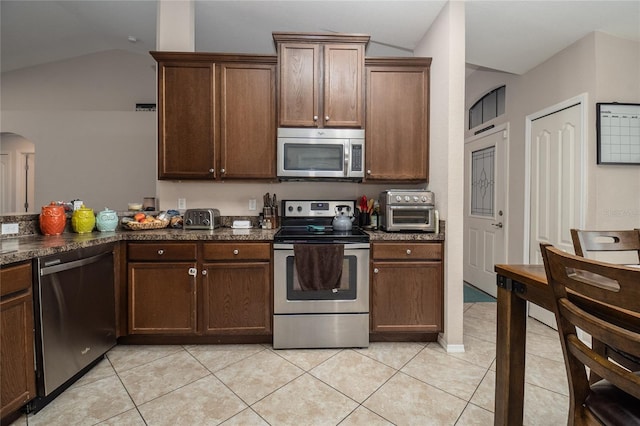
xmin=249 ymin=199 xmax=257 ymax=211
xmin=178 ymin=198 xmax=186 ymax=210
xmin=1 ymin=223 xmax=19 ymax=235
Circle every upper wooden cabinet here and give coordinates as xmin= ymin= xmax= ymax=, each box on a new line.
xmin=365 ymin=57 xmax=431 ymax=182
xmin=273 ymin=32 xmax=369 ymax=128
xmin=152 ymin=52 xmax=277 ymax=180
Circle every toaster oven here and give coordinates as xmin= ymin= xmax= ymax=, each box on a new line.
xmin=379 ymin=190 xmax=436 ymax=232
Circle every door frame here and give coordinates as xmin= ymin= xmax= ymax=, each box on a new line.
xmin=463 ymin=122 xmax=509 ymax=295
xmin=523 ymin=93 xmax=588 ymax=262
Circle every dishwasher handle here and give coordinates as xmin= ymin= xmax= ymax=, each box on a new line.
xmin=40 ymin=251 xmax=112 ymax=276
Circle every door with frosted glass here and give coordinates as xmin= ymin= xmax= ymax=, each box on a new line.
xmin=463 ymin=126 xmax=507 ymax=297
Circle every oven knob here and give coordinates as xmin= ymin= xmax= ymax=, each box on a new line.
xmin=202 ymin=218 xmax=210 ymax=226
xmin=421 ymin=196 xmax=427 ymax=202
xmin=288 ymin=206 xmax=294 ymax=212
xmin=297 ymin=206 xmax=303 ymax=212
xmin=413 ymin=196 xmax=419 ymax=202
xmin=396 ymin=195 xmax=402 ymax=202
xmin=404 ymin=196 xmax=411 ymax=202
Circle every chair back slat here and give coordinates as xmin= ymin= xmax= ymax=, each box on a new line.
xmin=541 ymin=244 xmax=640 ymax=423
xmin=571 ymin=229 xmax=640 ymax=261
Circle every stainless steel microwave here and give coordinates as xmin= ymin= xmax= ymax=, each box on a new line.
xmin=277 ymin=128 xmax=365 ymax=180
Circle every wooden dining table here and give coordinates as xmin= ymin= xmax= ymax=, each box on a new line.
xmin=493 ymin=263 xmax=553 ymax=426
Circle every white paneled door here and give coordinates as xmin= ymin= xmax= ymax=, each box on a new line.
xmin=463 ymin=125 xmax=508 ymax=297
xmin=528 ymin=101 xmax=584 ymax=327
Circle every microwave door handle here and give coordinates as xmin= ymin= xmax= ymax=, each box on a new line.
xmin=344 ymin=145 xmax=350 ymax=177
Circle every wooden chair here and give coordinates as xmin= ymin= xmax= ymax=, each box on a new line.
xmin=570 ymin=229 xmax=640 ymax=263
xmin=541 ymin=244 xmax=640 ymax=425
xmin=570 ymin=229 xmax=640 ymax=384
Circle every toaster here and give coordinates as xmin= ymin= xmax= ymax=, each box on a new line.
xmin=183 ymin=208 xmax=221 ymax=230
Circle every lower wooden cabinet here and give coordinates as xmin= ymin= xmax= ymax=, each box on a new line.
xmin=202 ymin=242 xmax=271 ymax=335
xmin=128 ymin=243 xmax=198 ymax=334
xmin=1 ymin=261 xmax=36 ymax=420
xmin=126 ymin=241 xmax=271 ymax=337
xmin=128 ymin=263 xmax=197 ymax=334
xmin=370 ymin=242 xmax=443 ymax=336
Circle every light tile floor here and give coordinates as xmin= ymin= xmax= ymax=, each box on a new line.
xmin=12 ymin=302 xmax=569 ymax=425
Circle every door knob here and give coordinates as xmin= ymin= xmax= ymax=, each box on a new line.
xmin=491 ymin=222 xmax=503 ymax=229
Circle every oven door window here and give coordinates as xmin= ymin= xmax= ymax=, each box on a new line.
xmin=284 ymin=143 xmax=345 ymax=171
xmin=286 ymin=255 xmax=357 ymax=300
xmin=390 ymin=208 xmax=432 ymax=225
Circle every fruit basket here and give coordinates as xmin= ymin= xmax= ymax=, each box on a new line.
xmin=125 ymin=218 xmax=170 ymax=230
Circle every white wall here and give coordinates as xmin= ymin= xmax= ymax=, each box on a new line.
xmin=466 ymin=32 xmax=640 ymax=264
xmin=591 ymin=33 xmax=640 ymax=229
xmin=0 ymin=49 xmax=157 ymax=211
xmin=413 ymin=1 xmax=466 ymax=351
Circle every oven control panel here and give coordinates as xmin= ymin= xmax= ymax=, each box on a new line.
xmin=282 ymin=200 xmax=356 ymax=218
xmin=381 ymin=190 xmax=434 ymax=205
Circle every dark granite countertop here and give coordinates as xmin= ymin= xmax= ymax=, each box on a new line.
xmin=1 ymin=227 xmax=444 ymax=266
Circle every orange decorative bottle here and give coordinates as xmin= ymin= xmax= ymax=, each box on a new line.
xmin=39 ymin=202 xmax=67 ymax=235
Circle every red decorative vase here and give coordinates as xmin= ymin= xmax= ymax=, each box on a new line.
xmin=40 ymin=202 xmax=67 ymax=235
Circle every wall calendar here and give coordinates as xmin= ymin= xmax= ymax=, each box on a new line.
xmin=596 ymin=102 xmax=640 ymax=165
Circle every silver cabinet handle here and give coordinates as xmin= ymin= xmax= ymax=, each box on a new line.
xmin=209 ymin=168 xmax=215 ymax=173
xmin=366 ymin=170 xmax=372 ymax=175
xmin=491 ymin=222 xmax=503 ymax=229
xmin=325 ymin=116 xmax=330 ymax=121
xmin=157 ymin=249 xmax=164 ymax=255
xmin=233 ymin=249 xmax=239 ymax=255
xmin=313 ymin=115 xmax=318 ymax=121
xmin=373 ymin=268 xmax=379 ymax=274
xmin=188 ymin=267 xmax=197 ymax=276
xmin=221 ymin=168 xmax=226 ymax=174
xmin=406 ymin=249 xmax=412 ymax=255
xmin=202 ymin=270 xmax=207 ymax=275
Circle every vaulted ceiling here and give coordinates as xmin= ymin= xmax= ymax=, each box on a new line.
xmin=1 ymin=1 xmax=639 ymax=75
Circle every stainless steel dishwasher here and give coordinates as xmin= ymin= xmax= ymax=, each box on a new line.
xmin=29 ymin=243 xmax=117 ymax=413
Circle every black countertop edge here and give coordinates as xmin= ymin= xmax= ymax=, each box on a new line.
xmin=1 ymin=228 xmax=445 ymax=266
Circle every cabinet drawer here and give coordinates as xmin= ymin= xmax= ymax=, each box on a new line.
xmin=202 ymin=243 xmax=270 ymax=261
xmin=372 ymin=242 xmax=442 ymax=260
xmin=1 ymin=262 xmax=32 ymax=297
xmin=127 ymin=243 xmax=197 ymax=261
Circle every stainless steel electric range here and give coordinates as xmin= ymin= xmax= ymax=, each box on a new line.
xmin=272 ymin=200 xmax=370 ymax=349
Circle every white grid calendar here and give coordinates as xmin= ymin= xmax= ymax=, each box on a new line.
xmin=597 ymin=103 xmax=640 ymax=164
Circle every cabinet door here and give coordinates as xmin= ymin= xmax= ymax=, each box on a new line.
xmin=365 ymin=64 xmax=430 ymax=181
xmin=158 ymin=62 xmax=216 ymax=179
xmin=220 ymin=63 xmax=276 ymax=179
xmin=371 ymin=261 xmax=443 ymax=333
xmin=278 ymin=43 xmax=320 ymax=127
xmin=323 ymin=44 xmax=364 ymax=128
xmin=128 ymin=263 xmax=197 ymax=334
xmin=1 ymin=289 xmax=35 ymax=417
xmin=202 ymin=262 xmax=271 ymax=335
